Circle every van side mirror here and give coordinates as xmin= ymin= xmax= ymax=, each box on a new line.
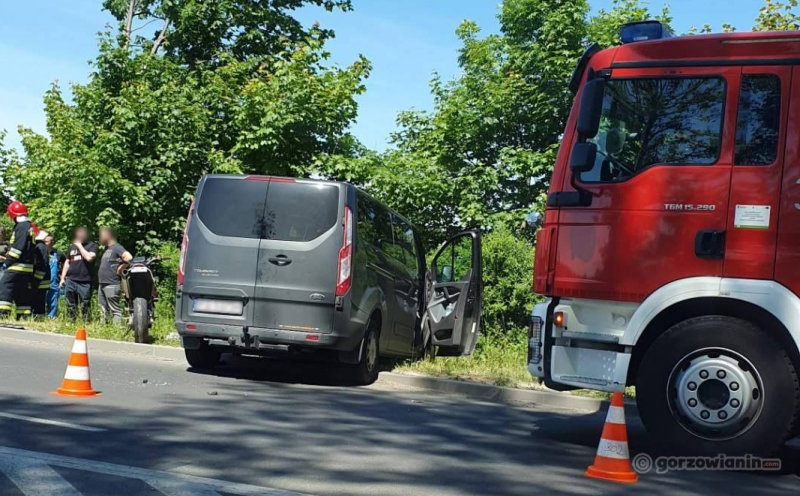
xmin=570 ymin=142 xmax=597 ymax=174
xmin=577 ymin=78 xmax=606 ymax=139
xmin=439 ymin=265 xmax=454 ymax=283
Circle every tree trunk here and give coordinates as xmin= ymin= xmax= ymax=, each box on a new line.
xmin=151 ymin=19 xmax=171 ymax=55
xmin=124 ymin=0 xmax=138 ymax=46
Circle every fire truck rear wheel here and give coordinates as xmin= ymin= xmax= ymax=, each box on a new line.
xmin=636 ymin=315 xmax=799 ymax=456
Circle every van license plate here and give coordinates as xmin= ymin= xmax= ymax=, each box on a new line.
xmin=193 ymin=298 xmax=243 ymax=316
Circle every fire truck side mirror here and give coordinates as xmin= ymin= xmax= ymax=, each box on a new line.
xmin=570 ymin=142 xmax=597 ymax=174
xmin=577 ymin=78 xmax=605 ymax=139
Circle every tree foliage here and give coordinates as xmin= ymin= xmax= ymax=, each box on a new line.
xmin=754 ymin=0 xmax=800 ymax=30
xmin=3 ymin=0 xmax=369 ymax=251
xmin=325 ymin=0 xmax=671 ymax=247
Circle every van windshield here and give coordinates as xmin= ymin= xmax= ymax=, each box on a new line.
xmin=197 ymin=178 xmax=340 ymax=241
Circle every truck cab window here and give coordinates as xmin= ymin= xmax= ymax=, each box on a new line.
xmin=735 ymin=75 xmax=781 ymax=166
xmin=580 ymin=77 xmax=725 ymax=183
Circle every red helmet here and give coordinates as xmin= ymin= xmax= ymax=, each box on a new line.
xmin=7 ymin=200 xmax=27 ymax=220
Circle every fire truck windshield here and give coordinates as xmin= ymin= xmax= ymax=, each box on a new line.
xmin=580 ymin=77 xmax=725 ymax=183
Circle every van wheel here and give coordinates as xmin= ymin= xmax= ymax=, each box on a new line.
xmin=185 ymin=341 xmax=221 ymax=370
xmin=353 ymin=322 xmax=380 ymax=385
xmin=636 ymin=316 xmax=799 ymax=455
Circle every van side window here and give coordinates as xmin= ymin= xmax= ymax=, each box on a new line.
xmin=356 ymin=194 xmax=392 ymax=251
xmin=390 ymin=215 xmax=420 ymax=276
xmin=580 ymin=77 xmax=725 ymax=183
xmin=735 ymin=75 xmax=781 ymax=166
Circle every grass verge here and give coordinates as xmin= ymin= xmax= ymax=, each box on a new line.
xmin=0 ymin=294 xmax=178 ymax=346
xmin=393 ymin=327 xmax=539 ymax=388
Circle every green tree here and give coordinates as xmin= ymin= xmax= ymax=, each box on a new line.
xmin=480 ymin=228 xmax=537 ymax=330
xmin=327 ymin=0 xmax=670 ymax=247
xmin=4 ymin=0 xmax=369 ymax=251
xmin=754 ymin=0 xmax=800 ymax=30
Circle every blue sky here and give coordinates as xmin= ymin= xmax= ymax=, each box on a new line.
xmin=0 ymin=1 xmax=770 ymax=152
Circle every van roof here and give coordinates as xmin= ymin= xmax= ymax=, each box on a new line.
xmin=202 ymin=174 xmax=344 ymax=186
xmin=200 ymin=174 xmax=419 ymax=233
xmin=606 ymin=30 xmax=800 ymax=69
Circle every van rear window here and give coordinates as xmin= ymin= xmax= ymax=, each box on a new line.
xmin=263 ymin=182 xmax=339 ymax=241
xmin=197 ymin=178 xmax=267 ymax=239
xmin=198 ymin=178 xmax=340 ymax=241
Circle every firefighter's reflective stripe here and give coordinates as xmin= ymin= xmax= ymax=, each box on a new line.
xmin=37 ymin=281 xmax=50 ymax=290
xmin=34 ymin=271 xmax=45 ymax=279
xmin=0 ymin=301 xmax=11 ymax=311
xmin=15 ymin=306 xmax=31 ymax=315
xmin=7 ymin=264 xmax=33 ymax=273
xmin=7 ymin=248 xmax=20 ymax=259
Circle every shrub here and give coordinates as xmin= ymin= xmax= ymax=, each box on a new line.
xmin=481 ymin=227 xmax=540 ymax=331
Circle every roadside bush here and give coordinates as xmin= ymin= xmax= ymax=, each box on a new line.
xmin=481 ymin=227 xmax=540 ymax=331
xmin=151 ymin=242 xmax=180 ymax=342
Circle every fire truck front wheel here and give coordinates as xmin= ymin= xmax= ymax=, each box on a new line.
xmin=636 ymin=315 xmax=799 ymax=456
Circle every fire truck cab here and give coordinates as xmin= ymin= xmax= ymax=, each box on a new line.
xmin=529 ymin=22 xmax=800 ymax=455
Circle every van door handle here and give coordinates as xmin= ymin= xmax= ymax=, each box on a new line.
xmin=268 ymin=255 xmax=292 ymax=266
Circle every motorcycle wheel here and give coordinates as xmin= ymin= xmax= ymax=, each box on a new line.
xmin=132 ymin=297 xmax=149 ymax=344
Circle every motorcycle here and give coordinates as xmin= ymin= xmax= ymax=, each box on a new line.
xmin=120 ymin=256 xmax=161 ymax=343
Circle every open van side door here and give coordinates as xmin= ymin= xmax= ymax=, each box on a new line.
xmin=424 ymin=229 xmax=482 ymax=356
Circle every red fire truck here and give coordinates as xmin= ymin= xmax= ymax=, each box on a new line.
xmin=529 ymin=21 xmax=800 ymax=455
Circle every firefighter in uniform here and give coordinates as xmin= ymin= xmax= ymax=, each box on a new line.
xmin=0 ymin=201 xmax=36 ymax=318
xmin=32 ymin=229 xmax=51 ymax=317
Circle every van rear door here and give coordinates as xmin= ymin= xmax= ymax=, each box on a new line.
xmin=181 ymin=175 xmax=268 ymax=327
xmin=252 ymin=179 xmax=343 ymax=334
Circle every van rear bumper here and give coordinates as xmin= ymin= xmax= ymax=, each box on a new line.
xmin=175 ymin=321 xmax=362 ymax=352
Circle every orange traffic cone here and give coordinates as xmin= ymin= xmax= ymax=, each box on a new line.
xmin=52 ymin=329 xmax=100 ymax=397
xmin=585 ymin=392 xmax=638 ymax=484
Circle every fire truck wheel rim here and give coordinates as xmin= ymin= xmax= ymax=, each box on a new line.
xmin=669 ymin=348 xmax=763 ymax=441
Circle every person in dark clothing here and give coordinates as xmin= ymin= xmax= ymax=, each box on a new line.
xmin=98 ymin=227 xmax=132 ymax=325
xmin=32 ymin=230 xmax=51 ymax=318
xmin=59 ymin=227 xmax=98 ymax=321
xmin=0 ymin=201 xmax=36 ymax=319
xmin=44 ymin=234 xmax=64 ymax=319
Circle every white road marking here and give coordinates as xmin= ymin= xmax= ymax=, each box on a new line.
xmin=0 ymin=413 xmax=106 ymax=432
xmin=0 ymin=447 xmax=309 ymax=496
xmin=0 ymin=457 xmax=82 ymax=496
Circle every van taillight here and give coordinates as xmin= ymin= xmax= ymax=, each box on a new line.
xmin=178 ymin=200 xmax=194 ymax=285
xmin=335 ymin=206 xmax=353 ymax=296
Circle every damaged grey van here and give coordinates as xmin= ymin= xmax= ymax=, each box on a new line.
xmin=175 ymin=175 xmax=482 ymax=384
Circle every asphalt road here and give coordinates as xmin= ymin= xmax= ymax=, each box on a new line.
xmin=0 ymin=335 xmax=797 ymax=496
